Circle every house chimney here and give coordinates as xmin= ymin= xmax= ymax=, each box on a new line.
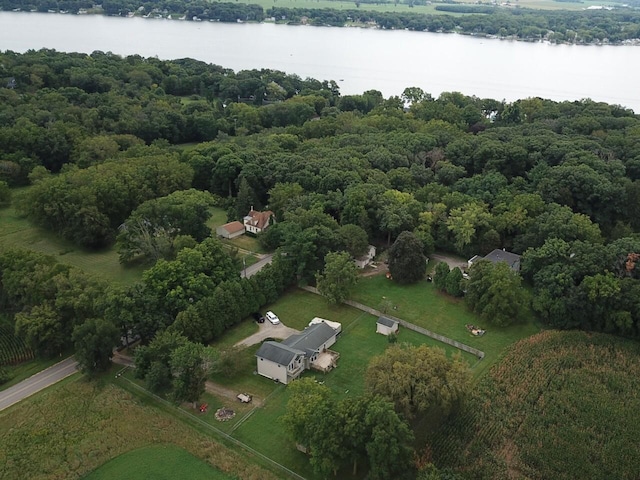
xmin=250 ymin=205 xmax=254 ymax=212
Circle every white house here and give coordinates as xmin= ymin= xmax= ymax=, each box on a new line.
xmin=243 ymin=209 xmax=274 ymax=235
xmin=255 ymin=322 xmax=339 ymax=384
xmin=216 ymin=221 xmax=245 ymax=239
xmin=376 ymin=316 xmax=399 ymax=336
xmin=354 ymin=245 xmax=376 ymax=269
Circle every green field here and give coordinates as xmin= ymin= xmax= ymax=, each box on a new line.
xmin=351 ymin=273 xmax=539 ymax=376
xmin=0 ymin=375 xmax=279 ymax=480
xmin=84 ymin=445 xmax=233 ymax=480
xmin=0 ymin=203 xmax=144 ymax=285
xmin=230 ymin=0 xmax=620 ymax=14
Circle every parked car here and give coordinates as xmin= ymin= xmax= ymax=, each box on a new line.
xmin=252 ymin=312 xmax=265 ymax=323
xmin=265 ymin=311 xmax=280 ymax=325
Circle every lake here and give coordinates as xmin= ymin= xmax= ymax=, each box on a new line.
xmin=0 ymin=12 xmax=638 ymax=111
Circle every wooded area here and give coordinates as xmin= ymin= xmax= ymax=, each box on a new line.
xmin=1 ymin=48 xmax=639 ymax=479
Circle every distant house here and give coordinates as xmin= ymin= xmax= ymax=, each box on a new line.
xmin=255 ymin=321 xmax=340 ymax=384
xmin=216 ymin=221 xmax=245 ymax=239
xmin=354 ymin=245 xmax=376 ymax=269
xmin=243 ymin=209 xmax=274 ymax=235
xmin=376 ymin=316 xmax=399 ymax=336
xmin=468 ymin=249 xmax=521 ymax=272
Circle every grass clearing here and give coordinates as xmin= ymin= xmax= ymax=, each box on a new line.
xmin=351 ymin=273 xmax=539 ymax=377
xmin=206 ymin=206 xmax=228 ymax=230
xmin=84 ymin=445 xmax=233 ymax=480
xmin=0 ymin=373 xmax=280 ymax=480
xmin=223 ymin=234 xmax=267 ymax=254
xmin=0 ymin=203 xmax=143 ymax=285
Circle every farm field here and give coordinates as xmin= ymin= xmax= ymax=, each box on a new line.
xmin=0 ymin=374 xmax=279 ymax=480
xmin=231 ymin=0 xmax=613 ymax=13
xmin=351 ymin=273 xmax=539 ymax=376
xmin=0 ymin=203 xmax=144 ymax=285
xmin=431 ymin=330 xmax=640 ymax=479
xmin=84 ymin=445 xmax=233 ymax=480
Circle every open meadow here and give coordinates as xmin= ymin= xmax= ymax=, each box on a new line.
xmin=0 ymin=375 xmax=280 ymax=480
xmin=0 ymin=203 xmax=144 ymax=285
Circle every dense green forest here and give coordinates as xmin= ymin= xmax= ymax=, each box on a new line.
xmin=1 ymin=0 xmax=640 ymax=44
xmin=1 ymin=48 xmax=640 ymax=478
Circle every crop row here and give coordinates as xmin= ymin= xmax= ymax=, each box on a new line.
xmin=0 ymin=326 xmax=34 ymax=366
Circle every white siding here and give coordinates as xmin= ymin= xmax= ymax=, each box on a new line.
xmin=256 ymin=357 xmax=288 ymax=384
xmin=376 ymin=323 xmax=398 ymax=336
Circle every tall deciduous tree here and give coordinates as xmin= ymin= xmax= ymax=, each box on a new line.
xmin=72 ymin=318 xmax=120 ymax=374
xmin=388 ymin=231 xmax=427 ymax=284
xmin=316 ymin=251 xmax=359 ymax=304
xmin=170 ymin=342 xmax=209 ymax=407
xmin=466 ymin=260 xmax=529 ymax=327
xmin=366 ymin=343 xmax=470 ymax=420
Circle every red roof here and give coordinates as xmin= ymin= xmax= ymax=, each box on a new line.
xmin=220 ymin=221 xmax=245 ymax=234
xmin=245 ymin=210 xmax=274 ymax=230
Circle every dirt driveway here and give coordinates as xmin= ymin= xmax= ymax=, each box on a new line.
xmin=429 ymin=253 xmax=469 ymax=271
xmin=235 ymin=321 xmax=300 ymax=347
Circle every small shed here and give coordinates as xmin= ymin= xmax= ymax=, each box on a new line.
xmin=376 ymin=316 xmax=399 ymax=336
xmin=216 ymin=221 xmax=245 ymax=239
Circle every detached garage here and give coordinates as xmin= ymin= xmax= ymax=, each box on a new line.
xmin=216 ymin=221 xmax=245 ymax=239
xmin=376 ymin=316 xmax=399 ymax=336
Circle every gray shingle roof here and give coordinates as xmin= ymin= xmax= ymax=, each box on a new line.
xmin=282 ymin=322 xmax=337 ymax=352
xmin=255 ymin=341 xmax=304 ymax=366
xmin=377 ymin=316 xmax=398 ymax=328
xmin=483 ymin=249 xmax=521 ymax=271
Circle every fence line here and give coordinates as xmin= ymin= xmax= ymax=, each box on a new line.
xmin=301 ymin=286 xmax=485 ymax=359
xmin=118 ymin=375 xmax=306 ymax=480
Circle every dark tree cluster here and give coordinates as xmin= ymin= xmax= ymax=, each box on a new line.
xmin=0 ymin=49 xmax=339 ymax=185
xmin=0 ymin=249 xmax=118 ymax=373
xmin=268 ymin=6 xmax=640 ymax=44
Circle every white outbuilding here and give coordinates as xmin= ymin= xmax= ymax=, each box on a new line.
xmin=376 ymin=316 xmax=399 ymax=336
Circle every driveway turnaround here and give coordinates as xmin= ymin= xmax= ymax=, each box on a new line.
xmin=235 ymin=321 xmax=300 ymax=347
xmin=0 ymin=357 xmax=78 ymax=412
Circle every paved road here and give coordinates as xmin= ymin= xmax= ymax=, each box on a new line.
xmin=241 ymin=254 xmax=274 ymax=278
xmin=0 ymin=357 xmax=78 ymax=412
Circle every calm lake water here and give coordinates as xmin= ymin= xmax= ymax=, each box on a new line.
xmin=0 ymin=12 xmax=638 ymax=111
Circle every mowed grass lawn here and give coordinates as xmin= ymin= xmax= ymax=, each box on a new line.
xmin=212 ymin=288 xmax=478 ymax=479
xmin=0 ymin=203 xmax=144 ymax=285
xmin=84 ymin=445 xmax=233 ymax=480
xmin=351 ymin=273 xmax=540 ymax=376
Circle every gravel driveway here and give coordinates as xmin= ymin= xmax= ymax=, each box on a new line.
xmin=235 ymin=321 xmax=300 ymax=347
xmin=429 ymin=253 xmax=469 ymax=271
